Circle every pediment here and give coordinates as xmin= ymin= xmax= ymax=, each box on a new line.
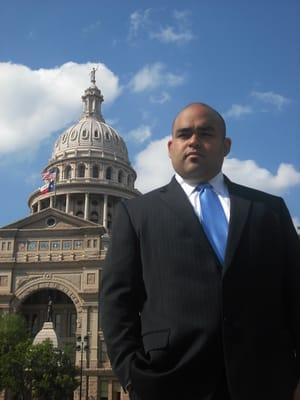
xmin=1 ymin=208 xmax=102 ymax=231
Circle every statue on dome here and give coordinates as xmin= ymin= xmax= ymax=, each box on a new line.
xmin=90 ymin=67 xmax=98 ymax=84
xmin=47 ymin=296 xmax=53 ymax=322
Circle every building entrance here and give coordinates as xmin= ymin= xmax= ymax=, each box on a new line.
xmin=19 ymin=288 xmax=77 ymax=351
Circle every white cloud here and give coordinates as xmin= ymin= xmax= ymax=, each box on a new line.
xmin=150 ymin=9 xmax=194 ymax=45
xmin=151 ymin=26 xmax=194 ymax=44
xmin=25 ymin=172 xmax=40 ymax=186
xmin=134 ymin=136 xmax=300 ymax=195
xmin=251 ymin=91 xmax=290 ymax=110
xmin=128 ymin=9 xmax=151 ymax=40
xmin=223 ymin=159 xmax=300 ymax=194
xmin=128 ymin=125 xmax=152 ymax=144
xmin=129 ymin=63 xmax=185 ymax=92
xmin=173 ymin=10 xmax=191 ymax=22
xmin=82 ymin=20 xmax=101 ymax=34
xmin=0 ymin=61 xmax=121 ymax=155
xmin=150 ymin=91 xmax=171 ymax=104
xmin=223 ymin=104 xmax=253 ymax=119
xmin=27 ymin=31 xmax=36 ymax=40
xmin=292 ymin=217 xmax=300 ymax=233
xmin=134 ymin=136 xmax=173 ymax=192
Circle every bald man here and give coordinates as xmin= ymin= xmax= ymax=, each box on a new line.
xmin=101 ymin=103 xmax=300 ymax=400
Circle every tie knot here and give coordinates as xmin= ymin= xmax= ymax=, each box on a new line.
xmin=196 ymin=183 xmax=212 ymax=194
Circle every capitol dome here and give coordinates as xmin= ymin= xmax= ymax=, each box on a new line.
xmin=28 ymin=69 xmax=139 ymax=229
xmin=52 ymin=73 xmax=129 ymax=163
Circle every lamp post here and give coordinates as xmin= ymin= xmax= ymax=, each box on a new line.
xmin=76 ymin=335 xmax=89 ymax=400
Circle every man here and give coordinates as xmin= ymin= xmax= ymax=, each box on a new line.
xmin=101 ymin=103 xmax=300 ymax=400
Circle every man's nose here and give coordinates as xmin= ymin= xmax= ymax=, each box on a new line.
xmin=188 ymin=132 xmax=201 ymax=146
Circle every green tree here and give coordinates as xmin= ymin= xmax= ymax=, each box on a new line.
xmin=0 ymin=313 xmax=79 ymax=399
xmin=0 ymin=313 xmax=28 ymax=355
xmin=29 ymin=340 xmax=79 ymax=400
xmin=0 ymin=313 xmax=31 ymax=398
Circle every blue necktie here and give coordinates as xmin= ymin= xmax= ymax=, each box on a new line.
xmin=198 ymin=184 xmax=228 ymax=264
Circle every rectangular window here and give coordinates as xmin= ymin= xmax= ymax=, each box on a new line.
xmin=74 ymin=240 xmax=83 ymax=250
xmin=50 ymin=241 xmax=61 ymax=251
xmin=28 ymin=241 xmax=37 ymax=251
xmin=39 ymin=241 xmax=49 ymax=251
xmin=100 ymin=340 xmax=108 ymax=362
xmin=55 ymin=314 xmax=62 ymax=336
xmin=62 ymin=240 xmax=72 ymax=250
xmin=69 ymin=313 xmax=76 ymax=336
xmin=7 ymin=242 xmax=11 ymax=251
xmin=0 ymin=276 xmax=8 ymax=287
xmin=1 ymin=242 xmax=5 ymax=251
xmin=93 ymin=239 xmax=97 ymax=248
xmin=18 ymin=241 xmax=27 ymax=251
xmin=100 ymin=381 xmax=108 ymax=400
xmin=87 ymin=273 xmax=95 ymax=285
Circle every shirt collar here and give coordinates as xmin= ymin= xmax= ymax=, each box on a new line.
xmin=175 ymin=171 xmax=227 ymax=196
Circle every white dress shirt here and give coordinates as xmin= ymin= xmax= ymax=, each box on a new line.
xmin=175 ymin=171 xmax=231 ymax=222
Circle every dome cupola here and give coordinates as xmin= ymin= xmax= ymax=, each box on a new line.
xmin=51 ymin=68 xmax=129 ymax=163
xmin=28 ymin=68 xmax=139 ymax=229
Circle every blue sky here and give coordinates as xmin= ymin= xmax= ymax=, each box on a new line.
xmin=0 ymin=0 xmax=299 ymax=231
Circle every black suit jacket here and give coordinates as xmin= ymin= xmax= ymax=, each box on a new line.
xmin=101 ymin=176 xmax=300 ymax=400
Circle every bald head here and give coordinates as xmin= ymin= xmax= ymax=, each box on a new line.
xmin=168 ymin=102 xmax=231 ymax=182
xmin=172 ymin=103 xmax=226 ymax=138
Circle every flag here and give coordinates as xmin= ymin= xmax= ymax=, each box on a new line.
xmin=40 ymin=180 xmax=55 ymax=194
xmin=42 ymin=170 xmax=57 ymax=182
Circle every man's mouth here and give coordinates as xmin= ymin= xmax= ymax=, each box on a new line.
xmin=185 ymin=152 xmax=203 ymax=159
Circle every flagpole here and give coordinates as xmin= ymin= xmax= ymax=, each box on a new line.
xmin=53 ymin=167 xmax=58 ymax=209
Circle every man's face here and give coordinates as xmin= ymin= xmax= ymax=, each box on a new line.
xmin=168 ymin=104 xmax=231 ymax=182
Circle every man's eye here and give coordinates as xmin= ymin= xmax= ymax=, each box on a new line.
xmin=201 ymin=131 xmax=213 ymax=137
xmin=177 ymin=132 xmax=191 ymax=138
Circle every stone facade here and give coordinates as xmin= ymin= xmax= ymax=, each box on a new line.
xmin=0 ymin=73 xmax=136 ymax=400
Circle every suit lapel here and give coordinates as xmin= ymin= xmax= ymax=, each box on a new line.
xmin=158 ymin=177 xmax=204 ymax=239
xmin=223 ymin=179 xmax=251 ymax=273
xmin=159 ymin=177 xmax=224 ymax=269
xmin=158 ymin=176 xmax=251 ymax=273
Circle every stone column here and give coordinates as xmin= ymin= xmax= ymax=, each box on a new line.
xmin=84 ymin=193 xmax=89 ymax=220
xmin=37 ymin=201 xmax=41 ymax=212
xmin=49 ymin=196 xmax=53 ymax=208
xmin=66 ymin=193 xmax=70 ymax=214
xmin=108 ymin=380 xmax=113 ymax=400
xmin=89 ymin=306 xmax=99 ymax=369
xmin=87 ymin=376 xmax=98 ymax=400
xmin=103 ymin=195 xmax=108 ymax=228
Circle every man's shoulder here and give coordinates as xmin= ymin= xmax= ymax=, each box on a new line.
xmin=227 ymin=179 xmax=283 ymax=204
xmin=123 ymin=181 xmax=172 ymax=208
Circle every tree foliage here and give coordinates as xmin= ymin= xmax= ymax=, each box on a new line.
xmin=29 ymin=341 xmax=79 ymax=400
xmin=0 ymin=312 xmax=28 ymax=354
xmin=0 ymin=313 xmax=79 ymax=399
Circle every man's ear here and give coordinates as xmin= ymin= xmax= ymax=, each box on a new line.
xmin=167 ymin=138 xmax=173 ymax=158
xmin=223 ymin=137 xmax=231 ymax=157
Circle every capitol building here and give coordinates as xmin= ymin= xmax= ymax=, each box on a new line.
xmin=0 ymin=71 xmax=139 ymax=400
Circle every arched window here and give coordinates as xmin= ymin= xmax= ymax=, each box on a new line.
xmin=55 ymin=168 xmax=60 ymax=182
xmin=76 ymin=211 xmax=84 ymax=219
xmin=64 ymin=165 xmax=72 ymax=180
xmin=107 ymin=213 xmax=112 ymax=230
xmin=78 ymin=164 xmax=85 ymax=178
xmin=106 ymin=167 xmax=112 ymax=180
xmin=90 ymin=211 xmax=99 ymax=223
xmin=118 ymin=170 xmax=123 ymax=183
xmin=92 ymin=165 xmax=99 ymax=178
